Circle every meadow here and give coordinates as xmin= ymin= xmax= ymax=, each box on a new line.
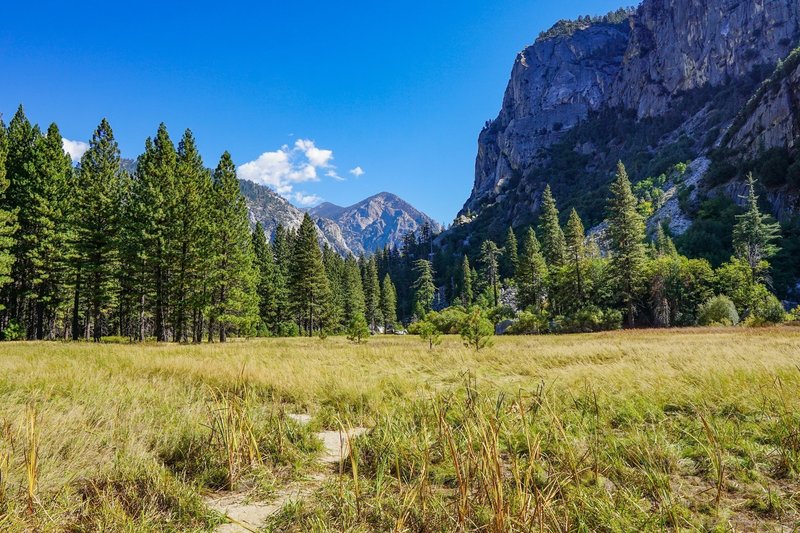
xmin=0 ymin=328 xmax=799 ymax=531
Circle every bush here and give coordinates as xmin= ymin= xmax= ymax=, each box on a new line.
xmin=428 ymin=307 xmax=468 ymax=334
xmin=459 ymin=307 xmax=494 ymax=350
xmin=414 ymin=320 xmax=442 ymax=350
xmin=276 ymin=321 xmax=300 ymax=337
xmin=789 ymin=306 xmax=800 ymax=322
xmin=1 ymin=320 xmax=22 ymax=341
xmin=346 ymin=315 xmax=370 ymax=343
xmin=506 ymin=310 xmax=550 ymax=335
xmin=698 ymin=295 xmax=740 ymax=326
xmin=746 ymin=290 xmax=787 ymax=326
xmin=560 ymin=307 xmax=623 ymax=333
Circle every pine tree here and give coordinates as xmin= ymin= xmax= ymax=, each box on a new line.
xmin=459 ymin=255 xmax=473 ymax=306
xmin=322 ymin=244 xmax=344 ymax=332
xmin=288 ymin=214 xmax=332 ymax=335
xmin=654 ymin=223 xmax=677 ymax=257
xmin=4 ymin=106 xmax=41 ymax=331
xmin=21 ymin=123 xmax=71 ymax=339
xmin=208 ymin=152 xmax=258 ymax=342
xmin=342 ymin=254 xmax=366 ymax=327
xmin=480 ymin=240 xmax=502 ymax=307
xmin=412 ymin=259 xmax=435 ymax=316
xmin=171 ymin=130 xmax=211 ymax=342
xmin=130 ymin=124 xmax=178 ymax=341
xmin=732 ymin=173 xmax=781 ymax=275
xmin=538 ymin=185 xmax=567 ymax=267
xmin=564 ymin=208 xmax=586 ymax=306
xmin=0 ymin=118 xmax=17 ymax=315
xmin=607 ymin=161 xmax=646 ymax=327
xmin=502 ymin=227 xmax=518 ymax=280
xmin=516 ymin=228 xmax=548 ymax=311
xmin=270 ymin=225 xmax=292 ymax=333
xmin=363 ymin=256 xmax=382 ymax=331
xmin=252 ymin=223 xmax=278 ymax=335
xmin=72 ymin=119 xmax=123 ymax=341
xmin=380 ymin=273 xmax=397 ymax=331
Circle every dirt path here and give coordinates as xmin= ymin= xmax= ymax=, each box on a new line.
xmin=204 ymin=415 xmax=368 ymax=532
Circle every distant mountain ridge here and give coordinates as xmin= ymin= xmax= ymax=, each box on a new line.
xmin=240 ymin=181 xmax=440 ymax=255
xmin=308 ymin=192 xmax=442 ymax=255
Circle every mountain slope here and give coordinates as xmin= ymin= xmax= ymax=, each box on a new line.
xmin=454 ymin=0 xmax=800 ymax=238
xmin=239 ymin=180 xmax=352 ymax=255
xmin=240 ymin=182 xmax=439 ymax=255
xmin=309 ymin=192 xmax=442 ymax=255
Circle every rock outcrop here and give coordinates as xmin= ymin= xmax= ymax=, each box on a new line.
xmin=725 ymin=49 xmax=800 ymax=159
xmin=460 ymin=0 xmax=800 ymax=225
xmin=464 ymin=21 xmax=630 ymax=214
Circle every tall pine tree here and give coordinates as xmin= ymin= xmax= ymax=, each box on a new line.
xmin=732 ymin=173 xmax=780 ymax=275
xmin=288 ymin=214 xmax=332 ymax=336
xmin=516 ymin=228 xmax=548 ymax=311
xmin=459 ymin=254 xmax=473 ymax=306
xmin=538 ymin=185 xmax=566 ymax=267
xmin=502 ymin=226 xmax=518 ymax=280
xmin=607 ymin=161 xmax=646 ymax=327
xmin=252 ymin=223 xmax=278 ymax=336
xmin=480 ymin=240 xmax=502 ymax=307
xmin=563 ymin=208 xmax=586 ymax=307
xmin=207 ymin=152 xmax=258 ymax=342
xmin=380 ymin=273 xmax=397 ymax=331
xmin=0 ymin=118 xmax=17 ymax=319
xmin=363 ymin=256 xmax=382 ymax=331
xmin=72 ymin=119 xmax=123 ymax=341
xmin=412 ymin=259 xmax=435 ymax=317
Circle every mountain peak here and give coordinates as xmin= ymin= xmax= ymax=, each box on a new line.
xmin=240 ymin=181 xmax=439 ymax=255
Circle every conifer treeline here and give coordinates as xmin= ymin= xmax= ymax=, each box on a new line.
xmin=0 ymin=108 xmax=436 ymax=341
xmin=0 ymin=107 xmax=788 ymax=341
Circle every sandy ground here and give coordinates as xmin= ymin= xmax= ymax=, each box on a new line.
xmin=204 ymin=414 xmax=368 ymax=532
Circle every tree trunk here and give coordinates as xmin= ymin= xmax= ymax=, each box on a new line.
xmin=71 ymin=270 xmax=82 ymax=341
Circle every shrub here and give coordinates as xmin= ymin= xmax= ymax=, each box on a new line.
xmin=789 ymin=306 xmax=800 ymax=322
xmin=1 ymin=320 xmax=22 ymax=341
xmin=428 ymin=307 xmax=468 ymax=334
xmin=506 ymin=310 xmax=550 ymax=335
xmin=459 ymin=307 xmax=494 ymax=350
xmin=698 ymin=295 xmax=740 ymax=326
xmin=276 ymin=321 xmax=300 ymax=337
xmin=414 ymin=320 xmax=442 ymax=350
xmin=560 ymin=307 xmax=623 ymax=333
xmin=346 ymin=315 xmax=370 ymax=344
xmin=746 ymin=290 xmax=787 ymax=326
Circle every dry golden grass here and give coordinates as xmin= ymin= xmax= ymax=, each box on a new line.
xmin=0 ymin=327 xmax=798 ymax=530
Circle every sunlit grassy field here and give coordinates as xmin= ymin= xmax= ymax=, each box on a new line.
xmin=1 ymin=328 xmax=799 ymax=531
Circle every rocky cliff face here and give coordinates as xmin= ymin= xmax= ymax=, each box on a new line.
xmin=465 ymin=22 xmax=630 ymax=214
xmin=240 ymin=181 xmax=439 ymax=256
xmin=309 ymin=192 xmax=442 ymax=255
xmin=725 ymin=49 xmax=800 ymax=159
xmin=460 ymin=0 xmax=800 ymax=227
xmin=613 ymin=0 xmax=800 ymax=117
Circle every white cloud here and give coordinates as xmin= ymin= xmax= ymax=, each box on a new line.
xmin=237 ymin=138 xmax=351 ymax=199
xmin=294 ymin=139 xmax=333 ymax=168
xmin=292 ymin=192 xmax=323 ymax=206
xmin=62 ymin=138 xmax=89 ymax=163
xmin=349 ymin=166 xmax=365 ymax=177
xmin=326 ymin=170 xmax=345 ymax=181
xmin=237 ymin=141 xmax=323 ymax=195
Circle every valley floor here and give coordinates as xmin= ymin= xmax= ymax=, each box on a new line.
xmin=1 ymin=328 xmax=799 ymax=531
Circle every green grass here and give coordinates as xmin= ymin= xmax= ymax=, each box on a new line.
xmin=0 ymin=328 xmax=799 ymax=530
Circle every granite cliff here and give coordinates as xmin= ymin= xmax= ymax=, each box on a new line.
xmin=458 ymin=0 xmax=800 ymax=234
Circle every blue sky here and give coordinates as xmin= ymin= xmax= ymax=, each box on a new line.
xmin=0 ymin=0 xmax=626 ymax=224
